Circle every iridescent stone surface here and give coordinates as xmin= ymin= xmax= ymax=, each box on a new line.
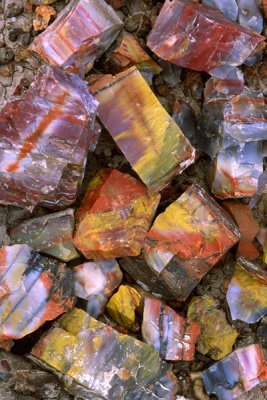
xmin=0 ymin=244 xmax=74 ymax=350
xmin=29 ymin=0 xmax=123 ymax=76
xmin=202 ymin=0 xmax=263 ymax=33
xmin=147 ymin=0 xmax=265 ymax=79
xmin=188 ymin=295 xmax=238 ymax=360
xmin=0 ymin=64 xmax=99 ymax=210
xmin=107 ymin=285 xmax=141 ymax=329
xmin=108 ymin=32 xmax=162 ymax=74
xmin=74 ymin=259 xmax=122 ymax=318
xmin=203 ymin=344 xmax=267 ymax=400
xmin=226 ymin=257 xmax=267 ymax=323
xmin=199 ymin=83 xmax=266 ymax=198
xmin=10 ymin=209 xmax=79 ymax=262
xmin=74 ymin=168 xmax=160 ymax=259
xmin=142 ymin=298 xmax=200 ymax=361
xmin=89 ymin=67 xmax=195 ymax=192
xmin=121 ymin=184 xmax=240 ymax=300
xmin=30 ymin=307 xmax=178 ymax=400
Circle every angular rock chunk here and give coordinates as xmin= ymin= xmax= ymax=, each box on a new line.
xmin=29 ymin=0 xmax=123 ymax=76
xmin=226 ymin=257 xmax=267 ymax=323
xmin=257 ymin=228 xmax=267 ymax=263
xmin=203 ymin=344 xmax=267 ymax=400
xmin=121 ymin=185 xmax=240 ymax=300
xmin=107 ymin=285 xmax=141 ymax=329
xmin=74 ymin=259 xmax=122 ymax=318
xmin=199 ymin=82 xmax=266 ymax=198
xmin=142 ymin=298 xmax=200 ymax=361
xmin=74 ymin=168 xmax=160 ymax=259
xmin=89 ymin=67 xmax=195 ymax=192
xmin=107 ymin=32 xmax=162 ymax=74
xmin=10 ymin=209 xmax=79 ymax=262
xmin=0 ymin=244 xmax=74 ymax=350
xmin=147 ymin=0 xmax=265 ymax=79
xmin=0 ymin=64 xmax=99 ymax=210
xmin=222 ymin=201 xmax=260 ymax=259
xmin=188 ymin=295 xmax=238 ymax=360
xmin=30 ymin=308 xmax=178 ymax=400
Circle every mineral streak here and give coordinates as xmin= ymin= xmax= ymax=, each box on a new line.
xmin=30 ymin=307 xmax=178 ymax=400
xmin=226 ymin=257 xmax=267 ymax=323
xmin=10 ymin=209 xmax=79 ymax=262
xmin=29 ymin=0 xmax=123 ymax=76
xmin=0 ymin=244 xmax=74 ymax=350
xmin=74 ymin=168 xmax=160 ymax=259
xmin=203 ymin=344 xmax=267 ymax=400
xmin=121 ymin=184 xmax=240 ymax=300
xmin=147 ymin=0 xmax=265 ymax=79
xmin=142 ymin=297 xmax=200 ymax=361
xmin=0 ymin=64 xmax=99 ymax=210
xmin=89 ymin=67 xmax=195 ymax=192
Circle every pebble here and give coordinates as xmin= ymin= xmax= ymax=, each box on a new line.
xmin=5 ymin=2 xmax=24 ymax=18
xmin=0 ymin=47 xmax=14 ymax=65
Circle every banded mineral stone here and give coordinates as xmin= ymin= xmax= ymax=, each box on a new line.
xmin=30 ymin=308 xmax=178 ymax=400
xmin=226 ymin=258 xmax=267 ymax=323
xmin=10 ymin=209 xmax=79 ymax=262
xmin=89 ymin=67 xmax=195 ymax=192
xmin=0 ymin=244 xmax=74 ymax=350
xmin=142 ymin=298 xmax=200 ymax=361
xmin=147 ymin=0 xmax=265 ymax=79
xmin=0 ymin=64 xmax=99 ymax=210
xmin=73 ymin=259 xmax=122 ymax=318
xmin=120 ymin=185 xmax=240 ymax=300
xmin=188 ymin=295 xmax=238 ymax=360
xmin=107 ymin=285 xmax=141 ymax=330
xmin=29 ymin=0 xmax=123 ymax=76
xmin=203 ymin=344 xmax=267 ymax=400
xmin=107 ymin=32 xmax=162 ymax=74
xmin=199 ymin=82 xmax=266 ymax=198
xmin=74 ymin=168 xmax=160 ymax=259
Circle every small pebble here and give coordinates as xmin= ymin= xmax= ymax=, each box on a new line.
xmin=5 ymin=2 xmax=23 ymax=18
xmin=0 ymin=48 xmax=14 ymax=65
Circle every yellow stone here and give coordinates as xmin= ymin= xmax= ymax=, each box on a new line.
xmin=188 ymin=294 xmax=238 ymax=360
xmin=107 ymin=285 xmax=141 ymax=329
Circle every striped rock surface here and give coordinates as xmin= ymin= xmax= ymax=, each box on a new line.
xmin=89 ymin=67 xmax=195 ymax=192
xmin=0 ymin=244 xmax=74 ymax=350
xmin=0 ymin=64 xmax=99 ymax=209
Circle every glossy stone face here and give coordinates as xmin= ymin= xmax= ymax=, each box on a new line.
xmin=89 ymin=67 xmax=195 ymax=192
xmin=73 ymin=260 xmax=122 ymax=318
xmin=0 ymin=245 xmax=74 ymax=350
xmin=202 ymin=0 xmax=263 ymax=33
xmin=74 ymin=168 xmax=160 ymax=259
xmin=226 ymin=258 xmax=267 ymax=323
xmin=121 ymin=185 xmax=239 ymax=300
xmin=203 ymin=344 xmax=267 ymax=400
xmin=147 ymin=0 xmax=265 ymax=79
xmin=30 ymin=308 xmax=178 ymax=400
xmin=107 ymin=285 xmax=141 ymax=329
xmin=199 ymin=84 xmax=266 ymax=198
xmin=10 ymin=209 xmax=79 ymax=262
xmin=142 ymin=298 xmax=200 ymax=361
xmin=0 ymin=64 xmax=99 ymax=210
xmin=188 ymin=295 xmax=238 ymax=360
xmin=29 ymin=0 xmax=123 ymax=76
xmin=108 ymin=32 xmax=162 ymax=74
